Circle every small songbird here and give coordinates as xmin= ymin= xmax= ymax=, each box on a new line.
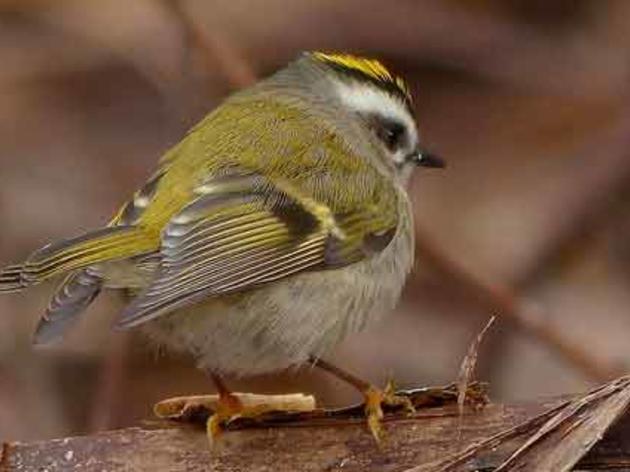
xmin=0 ymin=52 xmax=443 ymax=441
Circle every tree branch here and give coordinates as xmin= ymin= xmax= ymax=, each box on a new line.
xmin=3 ymin=384 xmax=630 ymax=471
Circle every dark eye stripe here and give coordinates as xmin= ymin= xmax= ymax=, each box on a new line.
xmin=373 ymin=117 xmax=406 ymax=151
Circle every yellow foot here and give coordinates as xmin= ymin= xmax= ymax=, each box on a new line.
xmin=364 ymin=381 xmax=416 ymax=443
xmin=206 ymin=390 xmax=244 ymax=442
xmin=154 ymin=392 xmax=316 ymax=445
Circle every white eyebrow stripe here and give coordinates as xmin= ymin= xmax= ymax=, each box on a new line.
xmin=333 ymin=80 xmax=418 ymax=145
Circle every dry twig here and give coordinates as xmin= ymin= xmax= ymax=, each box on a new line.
xmin=419 ymin=376 xmax=630 ymax=472
xmin=456 ymin=316 xmax=495 ymax=434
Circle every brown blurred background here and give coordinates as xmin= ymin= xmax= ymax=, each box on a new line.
xmin=2 ymin=0 xmax=630 ymax=442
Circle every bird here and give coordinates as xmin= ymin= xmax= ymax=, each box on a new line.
xmin=0 ymin=51 xmax=443 ymax=442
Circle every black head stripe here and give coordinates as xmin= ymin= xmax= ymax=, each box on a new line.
xmin=311 ymin=52 xmax=413 ymax=112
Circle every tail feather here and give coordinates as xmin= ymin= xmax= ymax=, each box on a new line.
xmin=33 ymin=269 xmax=102 ymax=345
xmin=0 ymin=264 xmax=25 ymax=293
xmin=1 ymin=224 xmax=160 ymax=343
xmin=21 ymin=225 xmax=157 ymax=286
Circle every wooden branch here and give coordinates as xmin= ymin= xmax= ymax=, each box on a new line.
xmin=3 ymin=387 xmax=630 ymax=472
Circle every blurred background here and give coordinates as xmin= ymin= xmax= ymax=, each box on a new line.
xmin=2 ymin=0 xmax=630 ymax=442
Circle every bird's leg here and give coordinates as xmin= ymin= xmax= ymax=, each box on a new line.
xmin=205 ymin=373 xmax=245 ymax=440
xmin=310 ymin=356 xmax=414 ymax=442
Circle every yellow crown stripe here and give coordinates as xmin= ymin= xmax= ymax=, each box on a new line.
xmin=312 ymin=52 xmax=411 ymax=101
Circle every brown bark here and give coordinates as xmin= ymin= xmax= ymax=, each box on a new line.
xmin=2 ymin=391 xmax=630 ymax=472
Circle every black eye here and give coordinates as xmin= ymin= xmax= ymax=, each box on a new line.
xmin=376 ymin=119 xmax=406 ymax=151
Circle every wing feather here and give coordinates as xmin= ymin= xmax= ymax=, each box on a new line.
xmin=116 ymin=170 xmax=398 ymax=329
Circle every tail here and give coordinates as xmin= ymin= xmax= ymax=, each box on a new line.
xmin=33 ymin=269 xmax=102 ymax=345
xmin=0 ymin=225 xmax=158 ymax=343
xmin=0 ymin=225 xmax=156 ymax=291
xmin=0 ymin=264 xmax=25 ymax=293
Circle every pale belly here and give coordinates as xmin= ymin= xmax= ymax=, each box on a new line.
xmin=141 ymin=222 xmax=414 ymax=376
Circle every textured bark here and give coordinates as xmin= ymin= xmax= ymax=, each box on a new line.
xmin=2 ymin=392 xmax=630 ymax=472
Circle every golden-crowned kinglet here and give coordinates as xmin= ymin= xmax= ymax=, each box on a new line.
xmin=0 ymin=52 xmax=443 ymax=441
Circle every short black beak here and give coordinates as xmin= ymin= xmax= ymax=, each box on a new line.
xmin=411 ymin=149 xmax=445 ymax=168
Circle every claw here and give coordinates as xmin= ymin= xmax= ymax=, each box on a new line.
xmin=383 ymin=380 xmax=416 ymax=415
xmin=364 ymin=387 xmax=385 ymax=442
xmin=205 ymin=391 xmax=244 ymax=443
xmin=206 ymin=414 xmax=223 ymax=444
xmin=363 ymin=382 xmax=418 ymax=442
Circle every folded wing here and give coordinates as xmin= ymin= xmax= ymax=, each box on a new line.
xmin=117 ymin=170 xmax=397 ymax=328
